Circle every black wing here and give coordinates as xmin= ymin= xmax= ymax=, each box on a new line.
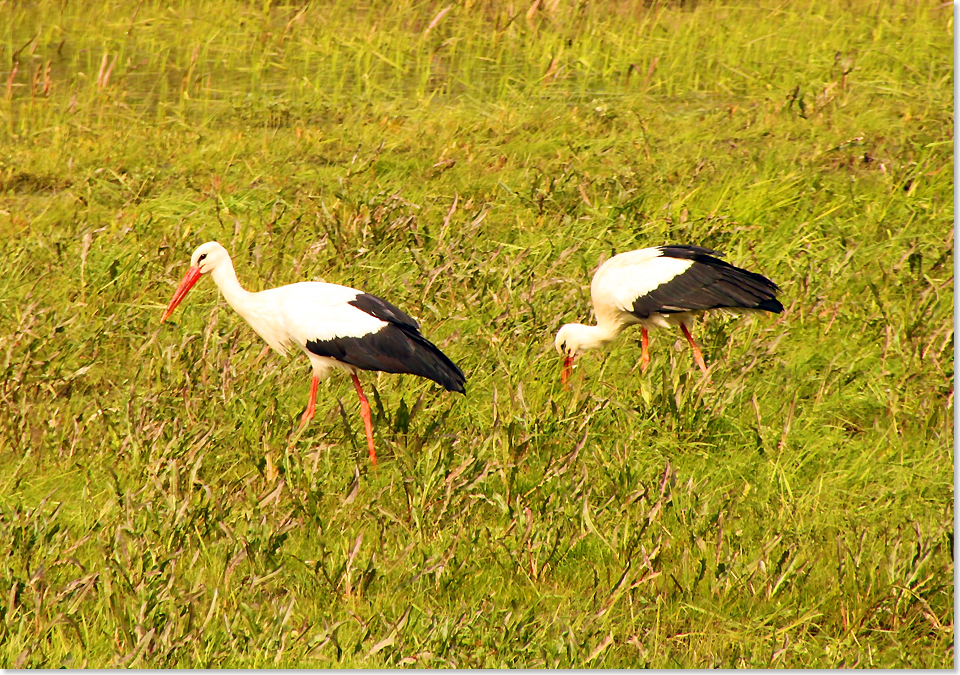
xmin=348 ymin=293 xmax=420 ymax=330
xmin=631 ymin=246 xmax=783 ymax=318
xmin=306 ymin=293 xmax=466 ymax=393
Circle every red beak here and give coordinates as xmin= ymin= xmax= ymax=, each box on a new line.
xmin=561 ymin=354 xmax=574 ymax=388
xmin=161 ymin=266 xmax=203 ymax=322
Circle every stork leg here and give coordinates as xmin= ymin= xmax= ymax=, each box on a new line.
xmin=680 ymin=323 xmax=708 ymax=374
xmin=351 ymin=372 xmax=377 ymax=466
xmin=299 ymin=374 xmax=320 ymax=428
xmin=640 ymin=327 xmax=651 ymax=373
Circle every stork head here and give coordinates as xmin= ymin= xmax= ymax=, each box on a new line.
xmin=554 ymin=323 xmax=615 ymax=387
xmin=190 ymin=241 xmax=230 ymax=274
xmin=161 ymin=241 xmax=230 ymax=322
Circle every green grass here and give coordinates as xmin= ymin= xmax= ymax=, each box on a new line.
xmin=0 ymin=0 xmax=953 ymax=667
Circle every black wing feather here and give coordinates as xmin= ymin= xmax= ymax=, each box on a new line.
xmin=657 ymin=244 xmax=725 ymax=259
xmin=348 ymin=293 xmax=420 ymax=330
xmin=306 ymin=293 xmax=465 ymax=393
xmin=631 ymin=246 xmax=783 ymax=318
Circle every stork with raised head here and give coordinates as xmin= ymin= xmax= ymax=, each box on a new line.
xmin=161 ymin=242 xmax=466 ymax=465
xmin=555 ymin=245 xmax=782 ymax=383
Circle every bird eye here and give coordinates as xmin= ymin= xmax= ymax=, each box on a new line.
xmin=198 ymin=253 xmax=207 ymax=262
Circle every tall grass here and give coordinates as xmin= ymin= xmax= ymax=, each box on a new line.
xmin=0 ymin=0 xmax=953 ymax=668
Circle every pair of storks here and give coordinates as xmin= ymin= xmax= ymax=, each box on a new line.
xmin=161 ymin=242 xmax=783 ymax=464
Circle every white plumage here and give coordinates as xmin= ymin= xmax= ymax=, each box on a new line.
xmin=595 ymin=250 xmax=697 ymax=328
xmin=161 ymin=242 xmax=465 ymax=464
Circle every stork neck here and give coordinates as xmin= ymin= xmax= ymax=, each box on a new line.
xmin=574 ymin=321 xmax=621 ymax=352
xmin=207 ymin=257 xmax=291 ymax=356
xmin=209 ymin=260 xmax=254 ymax=314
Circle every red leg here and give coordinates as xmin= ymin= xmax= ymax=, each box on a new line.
xmin=299 ymin=374 xmax=319 ymax=428
xmin=640 ymin=327 xmax=650 ymax=373
xmin=351 ymin=372 xmax=377 ymax=465
xmin=680 ymin=323 xmax=708 ymax=374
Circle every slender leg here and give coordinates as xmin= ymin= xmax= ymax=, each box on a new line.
xmin=640 ymin=327 xmax=650 ymax=373
xmin=299 ymin=374 xmax=320 ymax=428
xmin=680 ymin=323 xmax=708 ymax=374
xmin=351 ymin=372 xmax=377 ymax=466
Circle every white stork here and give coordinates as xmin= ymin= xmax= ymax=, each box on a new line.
xmin=161 ymin=241 xmax=466 ymax=465
xmin=555 ymin=245 xmax=782 ymax=383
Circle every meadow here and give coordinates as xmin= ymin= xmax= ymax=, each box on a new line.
xmin=0 ymin=0 xmax=953 ymax=667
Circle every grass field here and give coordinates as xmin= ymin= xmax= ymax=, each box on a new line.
xmin=0 ymin=0 xmax=953 ymax=667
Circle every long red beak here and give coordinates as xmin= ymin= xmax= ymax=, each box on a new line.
xmin=561 ymin=355 xmax=574 ymax=388
xmin=161 ymin=266 xmax=203 ymax=322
